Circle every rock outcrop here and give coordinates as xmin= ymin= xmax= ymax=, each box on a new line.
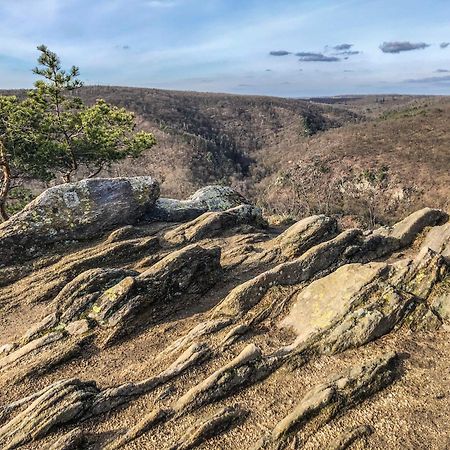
xmin=0 ymin=181 xmax=449 ymax=450
xmin=164 ymin=205 xmax=265 ymax=245
xmin=280 ymin=262 xmax=389 ymax=343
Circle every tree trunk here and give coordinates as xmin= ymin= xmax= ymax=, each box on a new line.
xmin=0 ymin=140 xmax=11 ymax=222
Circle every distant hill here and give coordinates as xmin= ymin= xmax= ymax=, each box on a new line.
xmin=1 ymin=86 xmax=448 ymax=225
xmin=75 ymin=86 xmax=359 ymax=198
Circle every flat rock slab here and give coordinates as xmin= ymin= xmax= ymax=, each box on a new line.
xmin=281 ymin=262 xmax=387 ymax=342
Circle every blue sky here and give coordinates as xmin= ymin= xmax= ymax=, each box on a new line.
xmin=0 ymin=0 xmax=449 ymax=96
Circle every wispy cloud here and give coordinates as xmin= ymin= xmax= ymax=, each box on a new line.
xmin=334 ymin=50 xmax=360 ymax=56
xmin=406 ymin=75 xmax=450 ymax=83
xmin=269 ymin=50 xmax=343 ymax=61
xmin=296 ymin=52 xmax=322 ymax=57
xmin=435 ymin=69 xmax=450 ymax=73
xmin=379 ymin=41 xmax=430 ymax=53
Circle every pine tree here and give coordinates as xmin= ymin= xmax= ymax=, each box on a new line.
xmin=0 ymin=45 xmax=156 ymax=221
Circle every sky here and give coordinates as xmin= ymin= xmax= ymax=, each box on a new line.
xmin=0 ymin=0 xmax=449 ymax=97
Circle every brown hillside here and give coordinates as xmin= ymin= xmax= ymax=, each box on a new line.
xmin=75 ymin=86 xmax=359 ymax=198
xmin=1 ymin=87 xmax=448 ymax=225
xmin=77 ymin=88 xmax=449 ymax=226
xmin=256 ymin=97 xmax=450 ymax=225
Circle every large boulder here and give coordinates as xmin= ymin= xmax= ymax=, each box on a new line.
xmin=146 ymin=185 xmax=249 ymax=222
xmin=189 ymin=185 xmax=248 ymax=210
xmin=0 ymin=177 xmax=160 ymax=265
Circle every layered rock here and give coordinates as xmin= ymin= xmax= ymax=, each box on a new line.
xmin=90 ymin=244 xmax=222 ymax=343
xmin=280 ymin=263 xmax=389 ymax=344
xmin=0 ymin=193 xmax=449 ymax=450
xmin=255 ymin=353 xmax=398 ymax=449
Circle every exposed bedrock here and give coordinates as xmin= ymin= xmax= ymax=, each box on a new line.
xmin=47 ymin=428 xmax=87 ymax=450
xmin=2 ymin=235 xmax=160 ymax=307
xmin=0 ymin=177 xmax=160 ymax=266
xmin=420 ymin=222 xmax=450 ymax=263
xmin=173 ymin=343 xmax=280 ymax=415
xmin=213 ymin=229 xmax=361 ymax=318
xmin=111 ymin=349 xmax=398 ymax=449
xmin=15 ymin=245 xmax=221 ymax=353
xmin=214 ymin=208 xmax=447 ymax=318
xmin=374 ymin=207 xmax=448 ymax=248
xmin=282 ymin=243 xmax=449 ymax=360
xmin=0 ymin=245 xmax=222 ymax=376
xmin=168 ymin=405 xmax=247 ymax=450
xmin=146 ymin=185 xmax=250 ymax=222
xmin=255 ymin=353 xmax=398 ymax=449
xmin=0 ymin=343 xmax=210 ymax=449
xmin=354 ymin=207 xmax=448 ymax=262
xmin=89 ymin=244 xmax=222 ymax=331
xmin=52 ymin=267 xmax=138 ymax=325
xmin=86 ymin=342 xmax=211 ymax=419
xmin=0 ymin=378 xmax=99 ymax=449
xmin=280 ymin=262 xmax=391 ymax=345
xmin=430 ymin=279 xmax=450 ymax=325
xmin=0 ymin=200 xmax=448 ymax=450
xmin=0 ymin=335 xmax=90 ymax=389
xmin=269 ymin=214 xmax=338 ymax=260
xmin=105 ymin=344 xmax=280 ymax=449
